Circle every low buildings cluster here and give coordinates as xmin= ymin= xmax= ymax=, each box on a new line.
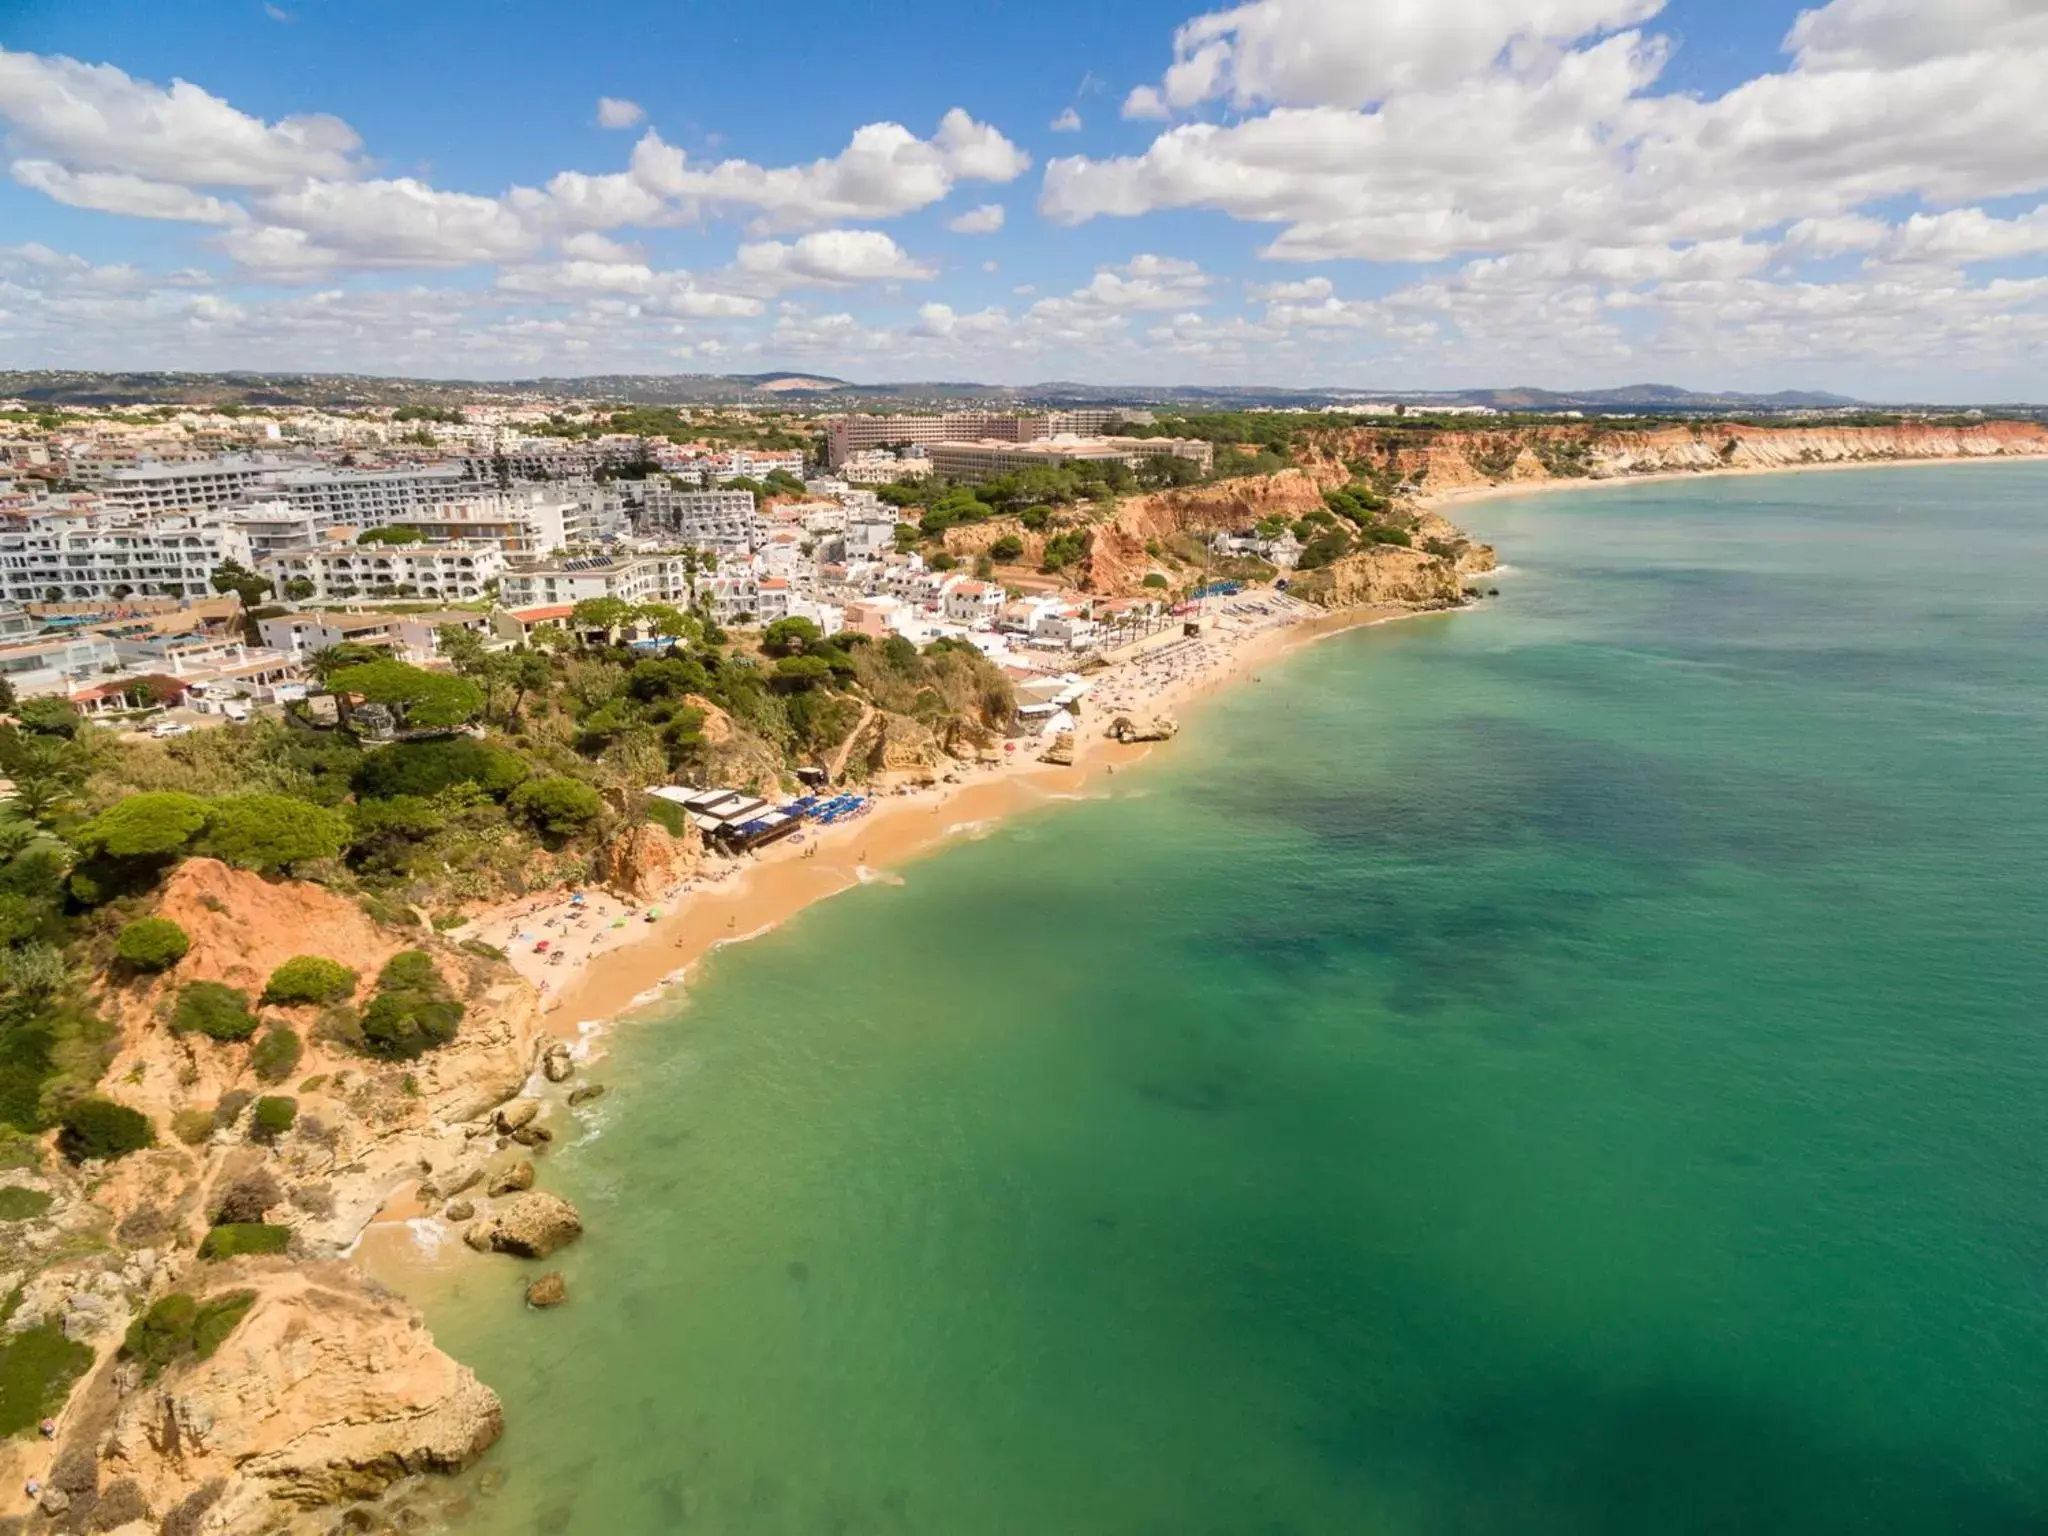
xmin=0 ymin=397 xmax=1189 ymax=722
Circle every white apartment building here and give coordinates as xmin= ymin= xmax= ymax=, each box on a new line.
xmin=497 ymin=552 xmax=711 ymax=611
xmin=824 ymin=410 xmax=1151 ymax=467
xmin=0 ymin=508 xmax=254 ymax=603
xmin=921 ymin=435 xmax=1214 ymax=480
xmin=845 ymin=508 xmax=902 ymax=558
xmin=228 ymin=501 xmax=325 ymax=561
xmin=260 ymin=463 xmax=471 ymax=527
xmin=100 ymin=454 xmax=300 ymax=513
xmin=941 ymin=578 xmax=1004 ymax=625
xmin=375 ymin=491 xmax=577 ymax=555
xmin=639 ymin=482 xmax=765 ymax=554
xmin=837 ymin=451 xmax=931 ymax=485
xmin=258 ymin=541 xmax=506 ymax=603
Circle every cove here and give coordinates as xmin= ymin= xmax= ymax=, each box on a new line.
xmin=421 ymin=462 xmax=2048 ymax=1535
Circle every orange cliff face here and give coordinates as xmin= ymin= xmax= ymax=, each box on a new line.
xmin=1311 ymin=420 xmax=2048 ymax=495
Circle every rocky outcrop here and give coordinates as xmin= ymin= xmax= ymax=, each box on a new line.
xmin=1292 ymin=545 xmax=1469 ymax=610
xmin=1087 ymin=470 xmax=1331 ymax=593
xmin=50 ymin=1263 xmax=504 ymax=1525
xmin=601 ymin=818 xmax=703 ymax=901
xmin=472 ymin=1192 xmax=583 ymax=1259
xmin=1106 ymin=715 xmax=1179 ymax=744
xmin=525 ymin=1273 xmax=566 ymax=1309
xmin=1039 ymin=731 xmax=1076 ymax=767
xmin=856 ymin=711 xmax=947 ymax=785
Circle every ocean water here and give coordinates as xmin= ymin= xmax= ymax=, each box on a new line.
xmin=423 ymin=463 xmax=2048 ymax=1535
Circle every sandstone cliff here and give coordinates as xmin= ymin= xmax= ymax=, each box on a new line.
xmin=4 ymin=860 xmax=548 ymax=1531
xmin=1289 ymin=544 xmax=1471 ymax=610
xmin=57 ymin=1263 xmax=500 ymax=1529
xmin=600 ymin=818 xmax=704 ymax=901
xmin=1086 ymin=470 xmax=1330 ymax=593
xmin=1312 ymin=419 xmax=2048 ymax=497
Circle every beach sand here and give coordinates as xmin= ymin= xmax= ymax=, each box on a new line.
xmin=499 ymin=591 xmax=1414 ymax=1033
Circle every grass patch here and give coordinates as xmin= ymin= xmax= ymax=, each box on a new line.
xmin=0 ymin=1185 xmax=52 ymax=1221
xmin=0 ymin=1300 xmax=94 ymax=1437
xmin=197 ymin=1222 xmax=291 ymax=1260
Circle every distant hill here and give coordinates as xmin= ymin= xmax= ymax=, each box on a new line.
xmin=0 ymin=369 xmax=1931 ymax=416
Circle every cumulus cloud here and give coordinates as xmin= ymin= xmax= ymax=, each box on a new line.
xmin=596 ymin=96 xmax=645 ymax=129
xmin=1050 ymin=107 xmax=1083 ymax=132
xmin=11 ymin=161 xmax=247 ymax=224
xmin=1049 ymin=0 xmax=2048 ymax=273
xmin=730 ymin=229 xmax=936 ymax=291
xmin=948 ymin=203 xmax=1006 ymax=234
xmin=629 ymin=110 xmax=1028 ymax=233
xmin=0 ymin=47 xmax=360 ymax=186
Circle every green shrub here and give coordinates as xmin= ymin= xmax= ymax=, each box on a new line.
xmin=260 ymin=956 xmax=356 ymax=1007
xmin=74 ymin=792 xmax=210 ymax=859
xmin=122 ymin=1291 xmax=197 ymax=1378
xmin=357 ymin=949 xmax=464 ymax=1061
xmin=459 ymin=939 xmax=507 ymax=964
xmin=115 ymin=916 xmax=190 ymax=972
xmin=202 ymin=795 xmax=349 ymax=875
xmin=170 ymin=1108 xmax=214 ymax=1146
xmin=197 ymin=1222 xmax=291 ymax=1260
xmin=191 ymin=1290 xmax=256 ymax=1358
xmin=249 ymin=1028 xmax=303 ymax=1084
xmin=56 ymin=1098 xmax=154 ymax=1162
xmin=173 ymin=981 xmax=257 ymax=1042
xmin=121 ymin=1288 xmax=257 ymax=1382
xmin=1142 ymin=572 xmax=1169 ymax=589
xmin=353 ymin=737 xmax=528 ymax=801
xmin=509 ymin=776 xmax=605 ymax=838
xmin=642 ymin=795 xmax=691 ymax=838
xmin=0 ymin=1316 xmax=94 ymax=1436
xmin=0 ymin=1185 xmax=52 ymax=1221
xmin=249 ymin=1096 xmax=296 ymax=1144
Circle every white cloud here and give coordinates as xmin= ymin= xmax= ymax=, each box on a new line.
xmin=0 ymin=47 xmax=360 ymax=186
xmin=252 ymin=177 xmax=539 ymax=269
xmin=1138 ymin=0 xmax=1663 ymax=111
xmin=1050 ymin=107 xmax=1083 ymax=132
xmin=558 ymin=230 xmax=642 ymax=263
xmin=1121 ymin=86 xmax=1171 ymax=120
xmin=948 ymin=202 xmax=1006 ymax=234
xmin=628 ymin=111 xmax=1028 ymax=234
xmin=596 ymin=96 xmax=645 ymax=129
xmin=1049 ymin=0 xmax=2048 ymax=272
xmin=10 ymin=161 xmax=247 ymax=224
xmin=731 ymin=229 xmax=936 ymax=291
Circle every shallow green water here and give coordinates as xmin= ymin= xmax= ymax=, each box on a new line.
xmin=428 ymin=463 xmax=2048 ymax=1534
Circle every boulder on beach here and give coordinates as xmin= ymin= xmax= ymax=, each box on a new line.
xmin=483 ymin=1192 xmax=582 ymax=1259
xmin=541 ymin=1043 xmax=575 ymax=1083
xmin=510 ymin=1124 xmax=553 ymax=1149
xmin=1038 ymin=731 xmax=1075 ymax=767
xmin=526 ymin=1272 xmax=567 ymax=1309
xmin=495 ymin=1099 xmax=540 ymax=1135
xmin=567 ymin=1084 xmax=606 ymax=1108
xmin=1106 ymin=714 xmax=1179 ymax=744
xmin=487 ymin=1161 xmax=534 ymax=1197
xmin=443 ymin=1199 xmax=475 ymax=1222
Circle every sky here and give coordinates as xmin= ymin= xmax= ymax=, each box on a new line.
xmin=1 ymin=0 xmax=2046 ymax=400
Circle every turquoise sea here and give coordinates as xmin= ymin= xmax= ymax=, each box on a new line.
xmin=425 ymin=463 xmax=2048 ymax=1534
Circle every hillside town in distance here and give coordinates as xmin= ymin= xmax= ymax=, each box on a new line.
xmin=0 ymin=396 xmax=1228 ymax=728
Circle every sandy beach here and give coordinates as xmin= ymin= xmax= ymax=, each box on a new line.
xmin=450 ymin=588 xmax=1420 ymax=1042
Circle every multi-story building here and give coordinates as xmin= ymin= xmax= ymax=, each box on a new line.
xmin=845 ymin=507 xmax=902 ymax=558
xmin=258 ymin=541 xmax=506 ymax=603
xmin=0 ymin=507 xmax=255 ymax=603
xmin=921 ymin=435 xmax=1213 ymax=480
xmin=496 ymin=552 xmax=711 ymax=611
xmin=259 ymin=463 xmax=471 ymax=528
xmin=227 ymin=501 xmax=325 ymax=562
xmin=638 ymin=483 xmax=766 ymax=555
xmin=99 ymin=454 xmax=300 ymax=513
xmin=823 ymin=411 xmax=1154 ymax=467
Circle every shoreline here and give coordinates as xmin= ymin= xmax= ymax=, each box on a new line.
xmin=349 ymin=594 xmax=1428 ymax=1276
xmin=1416 ymin=447 xmax=2048 ymax=513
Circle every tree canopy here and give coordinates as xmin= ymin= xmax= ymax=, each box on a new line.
xmin=328 ymin=660 xmax=484 ymax=729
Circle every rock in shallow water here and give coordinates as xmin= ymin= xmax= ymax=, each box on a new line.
xmin=482 ymin=1192 xmax=582 ymax=1259
xmin=526 ymin=1272 xmax=566 ymax=1308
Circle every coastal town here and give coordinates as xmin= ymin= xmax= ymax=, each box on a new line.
xmin=0 ymin=398 xmax=1273 ymax=739
xmin=8 ymin=387 xmax=2048 ymax=1534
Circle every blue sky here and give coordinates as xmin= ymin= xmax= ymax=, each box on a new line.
xmin=2 ymin=0 xmax=2046 ymax=399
